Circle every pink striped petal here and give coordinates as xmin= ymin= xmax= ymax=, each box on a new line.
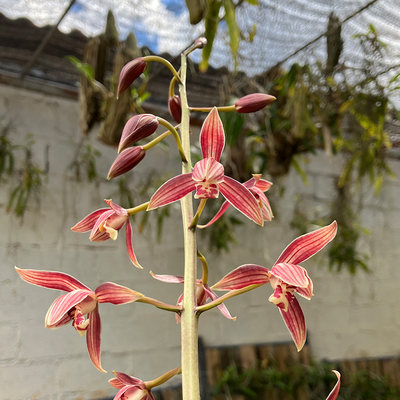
xmin=295 ymin=271 xmax=313 ymax=300
xmin=254 ymin=178 xmax=273 ymax=192
xmin=71 ymin=208 xmax=109 ymax=232
xmin=150 ymin=271 xmax=185 ymax=283
xmin=197 ymin=201 xmax=230 ymax=229
xmin=104 ymin=199 xmax=128 ymax=216
xmin=113 ymin=386 xmax=131 ymax=400
xmin=125 ymin=221 xmax=142 ymax=269
xmin=95 ymin=282 xmax=143 ymax=304
xmin=275 ymin=221 xmax=338 ymax=265
xmin=49 ymin=312 xmax=73 ymax=328
xmin=204 ymin=285 xmax=235 ymax=320
xmin=200 ymin=107 xmax=225 ymax=161
xmin=192 ymin=158 xmax=224 ymax=183
xmin=212 ymin=264 xmax=269 ymax=291
xmin=219 ymin=176 xmax=263 ymax=226
xmin=113 ymin=371 xmax=145 ymax=388
xmin=45 ymin=290 xmax=92 ymax=327
xmin=279 ymin=296 xmax=306 ymax=351
xmin=147 ymin=173 xmax=195 ymax=210
xmin=89 ymin=209 xmax=115 ymax=241
xmin=15 ymin=267 xmax=90 ymax=291
xmin=326 ymin=370 xmax=341 ymax=400
xmin=86 ymin=306 xmax=105 ymax=372
xmin=270 ymin=263 xmax=309 ymax=288
xmin=243 ymin=174 xmax=272 ymax=192
xmin=109 ymin=378 xmax=125 ymax=389
xmin=114 ymin=386 xmax=145 ymax=400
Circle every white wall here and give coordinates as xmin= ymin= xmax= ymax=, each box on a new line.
xmin=0 ymin=84 xmax=399 ymax=399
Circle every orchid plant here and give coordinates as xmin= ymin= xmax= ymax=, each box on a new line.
xmin=15 ymin=39 xmax=341 ymax=399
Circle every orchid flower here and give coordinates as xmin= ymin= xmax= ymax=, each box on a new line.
xmin=109 ymin=367 xmax=181 ymax=400
xmin=147 ymin=108 xmax=263 ymax=226
xmin=71 ymin=199 xmax=141 ymax=269
xmin=212 ymin=221 xmax=338 ymax=351
xmin=198 ymin=174 xmax=273 ymax=228
xmin=15 ymin=267 xmax=143 ymax=372
xmin=150 ymin=272 xmax=235 ymax=322
xmin=109 ymin=372 xmax=154 ymax=400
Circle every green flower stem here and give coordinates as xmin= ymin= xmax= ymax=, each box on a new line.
xmin=143 ymin=55 xmax=182 ymax=84
xmin=179 ymin=51 xmax=201 ymax=400
xmin=145 ymin=366 xmax=182 ymax=390
xmin=137 ymin=296 xmax=182 ymax=313
xmin=142 ymin=129 xmax=172 ymax=150
xmin=197 ymin=250 xmax=209 ymax=285
xmin=189 ymin=105 xmax=236 ymax=113
xmin=127 ymin=202 xmax=150 ymax=215
xmin=157 ymin=118 xmax=187 ymax=162
xmin=196 ymin=284 xmax=264 ymax=315
xmin=169 ymin=75 xmax=178 ymax=98
xmin=189 ymin=199 xmax=207 ymax=230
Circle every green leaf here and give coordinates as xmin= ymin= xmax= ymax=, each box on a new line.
xmin=223 ymin=0 xmax=240 ymax=69
xmin=66 ymin=55 xmax=95 ymax=81
xmin=200 ymin=0 xmax=222 ymax=72
xmin=245 ymin=0 xmax=258 ymax=4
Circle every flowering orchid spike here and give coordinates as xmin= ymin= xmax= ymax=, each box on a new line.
xmin=15 ymin=268 xmax=142 ymax=372
xmin=72 ymin=200 xmax=142 ymax=268
xmin=326 ymin=370 xmax=341 ymax=400
xmin=148 ymin=108 xmax=263 ymax=226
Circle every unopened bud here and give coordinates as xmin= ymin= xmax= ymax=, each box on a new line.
xmin=117 ymin=58 xmax=147 ymax=98
xmin=107 ymin=147 xmax=146 ymax=179
xmin=234 ymin=93 xmax=276 ymax=113
xmin=168 ymin=95 xmax=182 ymax=124
xmin=195 ymin=37 xmax=207 ymax=49
xmin=118 ymin=114 xmax=159 ymax=153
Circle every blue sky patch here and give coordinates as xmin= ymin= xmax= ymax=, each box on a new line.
xmin=70 ymin=1 xmax=84 ymax=13
xmin=161 ymin=0 xmax=185 ymax=16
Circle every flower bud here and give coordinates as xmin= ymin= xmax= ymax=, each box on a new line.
xmin=168 ymin=95 xmax=182 ymax=123
xmin=234 ymin=93 xmax=276 ymax=113
xmin=117 ymin=58 xmax=147 ymax=98
xmin=107 ymin=147 xmax=145 ymax=179
xmin=118 ymin=114 xmax=159 ymax=153
xmin=195 ymin=37 xmax=207 ymax=48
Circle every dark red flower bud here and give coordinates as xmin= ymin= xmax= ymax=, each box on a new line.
xmin=117 ymin=58 xmax=147 ymax=98
xmin=234 ymin=93 xmax=276 ymax=113
xmin=168 ymin=95 xmax=182 ymax=123
xmin=107 ymin=147 xmax=145 ymax=179
xmin=118 ymin=114 xmax=159 ymax=153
